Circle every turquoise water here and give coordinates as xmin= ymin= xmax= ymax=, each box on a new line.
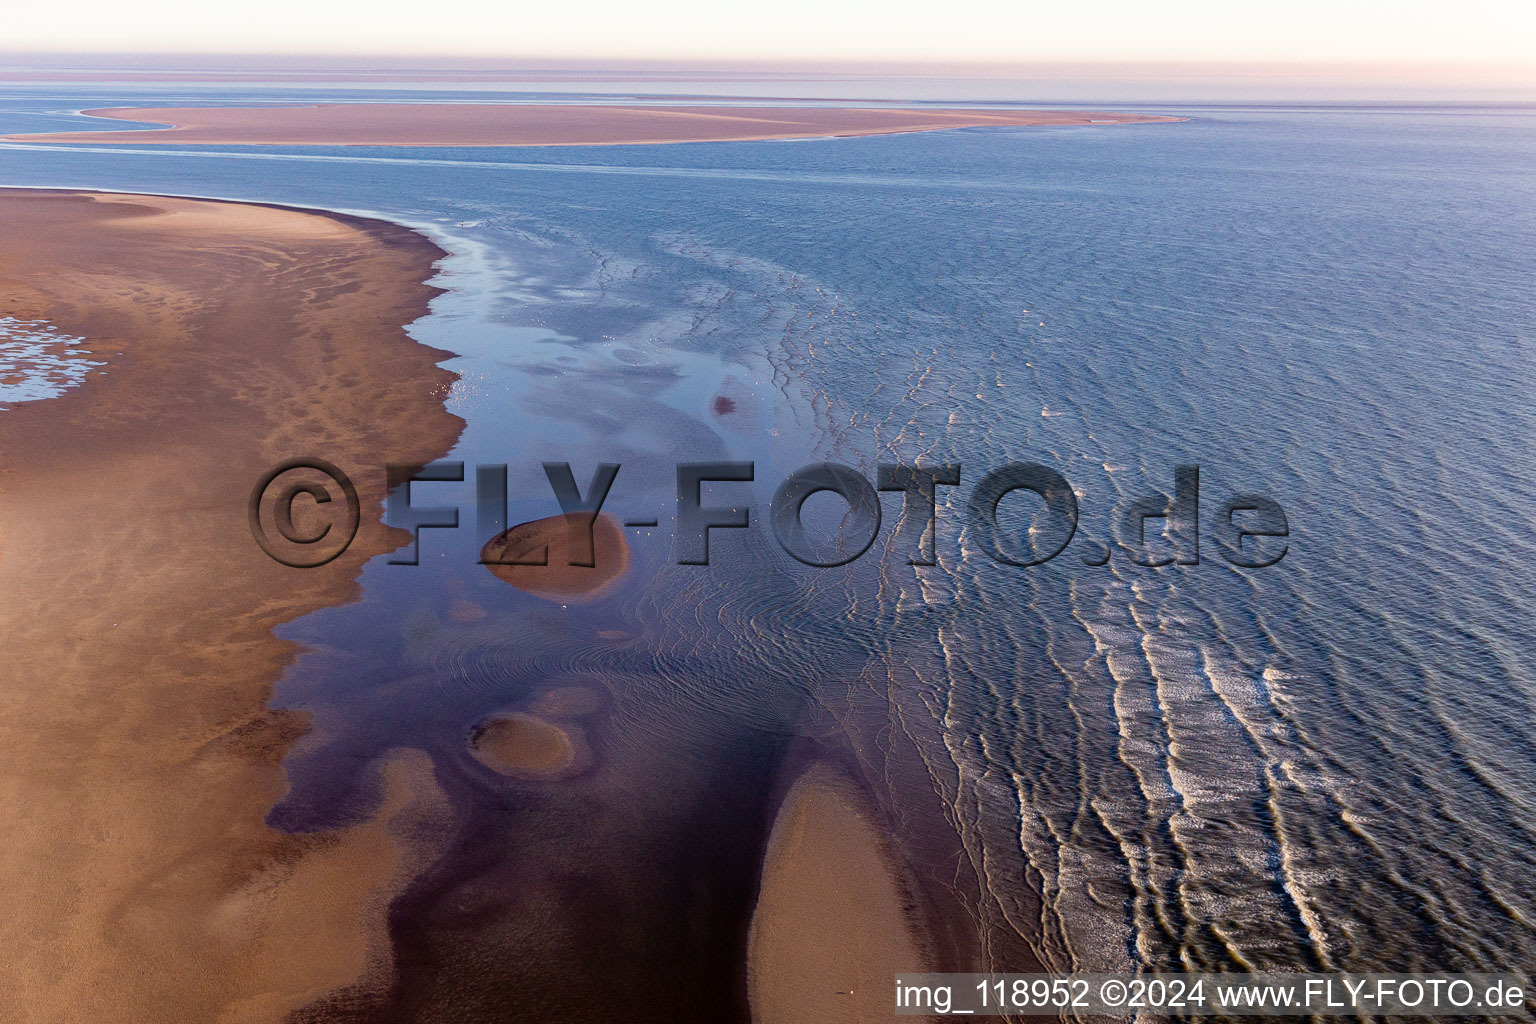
xmin=3 ymin=92 xmax=1535 ymax=1013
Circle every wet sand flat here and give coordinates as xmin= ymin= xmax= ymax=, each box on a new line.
xmin=4 ymin=104 xmax=1182 ymax=147
xmin=0 ymin=190 xmax=462 ymax=1022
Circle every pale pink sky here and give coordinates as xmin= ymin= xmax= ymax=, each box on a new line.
xmin=5 ymin=0 xmax=1535 ymax=66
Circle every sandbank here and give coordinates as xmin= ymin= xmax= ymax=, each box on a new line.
xmin=747 ymin=763 xmax=935 ymax=1023
xmin=3 ymin=103 xmax=1183 ymax=147
xmin=470 ymin=712 xmax=590 ymax=780
xmin=482 ymin=511 xmax=631 ymax=600
xmin=0 ymin=188 xmax=462 ymax=1022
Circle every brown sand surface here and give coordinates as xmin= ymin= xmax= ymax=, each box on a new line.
xmin=747 ymin=763 xmax=935 ymax=1023
xmin=0 ymin=189 xmax=462 ymax=1022
xmin=482 ymin=511 xmax=631 ymax=600
xmin=3 ymin=103 xmax=1183 ymax=147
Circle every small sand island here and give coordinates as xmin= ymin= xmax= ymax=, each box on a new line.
xmin=481 ymin=511 xmax=632 ymax=600
xmin=471 ymin=712 xmax=590 ymax=779
xmin=3 ymin=103 xmax=1182 ymax=147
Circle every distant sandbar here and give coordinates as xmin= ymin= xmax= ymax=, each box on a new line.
xmin=4 ymin=103 xmax=1182 ymax=147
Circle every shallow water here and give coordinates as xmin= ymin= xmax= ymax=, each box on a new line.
xmin=3 ymin=92 xmax=1535 ymax=998
xmin=0 ymin=315 xmax=103 ymax=406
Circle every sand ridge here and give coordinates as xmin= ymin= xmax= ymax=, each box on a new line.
xmin=2 ymin=103 xmax=1184 ymax=147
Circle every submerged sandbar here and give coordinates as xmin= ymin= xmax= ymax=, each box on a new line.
xmin=4 ymin=103 xmax=1182 ymax=147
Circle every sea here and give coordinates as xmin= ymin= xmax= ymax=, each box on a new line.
xmin=2 ymin=81 xmax=1534 ymax=1008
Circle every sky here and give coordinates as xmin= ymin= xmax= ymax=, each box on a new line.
xmin=3 ymin=0 xmax=1535 ymax=67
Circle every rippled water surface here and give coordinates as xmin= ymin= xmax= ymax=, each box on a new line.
xmin=4 ymin=94 xmax=1535 ymax=992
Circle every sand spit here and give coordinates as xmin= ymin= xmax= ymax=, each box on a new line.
xmin=3 ymin=103 xmax=1184 ymax=147
xmin=747 ymin=763 xmax=935 ymax=1023
xmin=0 ymin=189 xmax=462 ymax=1022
